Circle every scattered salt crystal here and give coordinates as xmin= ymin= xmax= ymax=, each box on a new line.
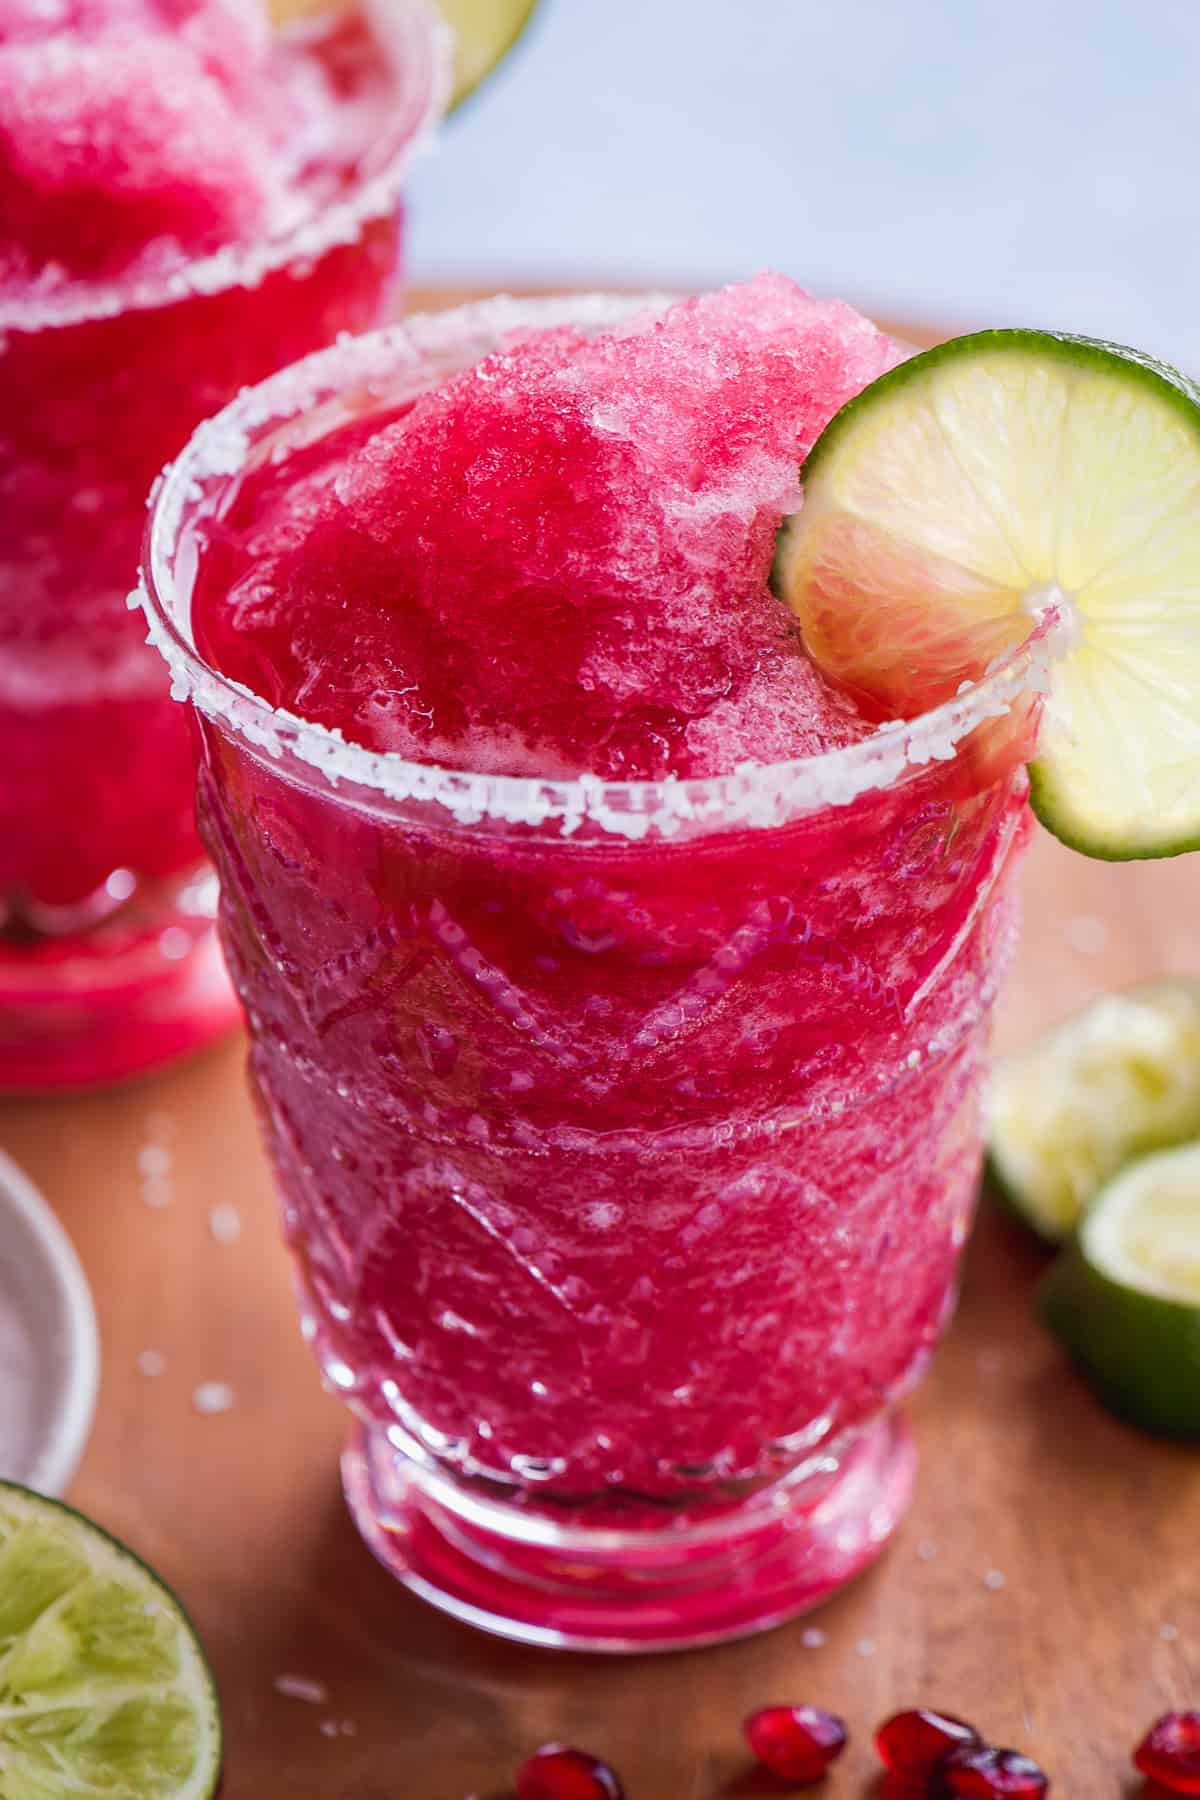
xmin=320 ymin=1720 xmax=339 ymax=1738
xmin=983 ymin=1568 xmax=1006 ymax=1591
xmin=136 ymin=1349 xmax=167 ymax=1377
xmin=138 ymin=1141 xmax=174 ymax=1209
xmin=339 ymin=1721 xmax=356 ymax=1736
xmin=917 ymin=1539 xmax=938 ymax=1562
xmin=1160 ymin=1623 xmax=1180 ymax=1642
xmin=209 ymin=1203 xmax=242 ymax=1245
xmin=855 ymin=1637 xmax=876 ymax=1658
xmin=192 ymin=1381 xmax=235 ymax=1415
xmin=274 ymin=1675 xmax=328 ymax=1705
xmin=801 ymin=1627 xmax=826 ymax=1649
xmin=1066 ymin=913 xmax=1109 ymax=956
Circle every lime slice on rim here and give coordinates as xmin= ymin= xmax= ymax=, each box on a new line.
xmin=268 ymin=0 xmax=538 ymax=109
xmin=986 ymin=981 xmax=1200 ymax=1242
xmin=1040 ymin=1142 xmax=1200 ymax=1437
xmin=0 ymin=1483 xmax=221 ymax=1798
xmin=773 ymin=329 xmax=1200 ymax=859
xmin=435 ymin=0 xmax=538 ymax=107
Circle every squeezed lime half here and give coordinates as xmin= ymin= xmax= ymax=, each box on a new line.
xmin=0 ymin=1483 xmax=221 ymax=1799
xmin=1041 ymin=1142 xmax=1200 ymax=1437
xmin=986 ymin=981 xmax=1200 ymax=1242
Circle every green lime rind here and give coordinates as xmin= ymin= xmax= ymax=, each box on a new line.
xmin=1040 ymin=1141 xmax=1200 ymax=1439
xmin=0 ymin=1481 xmax=222 ymax=1800
xmin=1026 ymin=761 xmax=1200 ymax=863
xmin=985 ymin=981 xmax=1200 ymax=1244
xmin=1041 ymin=1242 xmax=1200 ymax=1437
xmin=983 ymin=1146 xmax=1064 ymax=1245
xmin=774 ymin=328 xmax=1200 ymax=863
xmin=438 ymin=0 xmax=539 ymax=109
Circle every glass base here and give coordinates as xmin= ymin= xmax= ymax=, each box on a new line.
xmin=341 ymin=1411 xmax=916 ymax=1653
xmin=0 ymin=871 xmax=241 ymax=1091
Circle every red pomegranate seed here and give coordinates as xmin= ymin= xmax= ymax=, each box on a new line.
xmin=937 ymin=1744 xmax=1049 ymax=1797
xmin=1134 ymin=1712 xmax=1200 ymax=1794
xmin=515 ymin=1743 xmax=624 ymax=1800
xmin=744 ymin=1705 xmax=848 ymax=1785
xmin=876 ymin=1709 xmax=982 ymax=1780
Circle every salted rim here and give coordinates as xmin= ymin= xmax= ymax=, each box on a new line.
xmin=0 ymin=0 xmax=452 ymax=334
xmin=135 ymin=290 xmax=1067 ymax=841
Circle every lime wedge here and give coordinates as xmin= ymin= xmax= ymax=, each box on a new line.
xmin=773 ymin=329 xmax=1200 ymax=859
xmin=0 ymin=1483 xmax=221 ymax=1799
xmin=986 ymin=981 xmax=1200 ymax=1242
xmin=1041 ymin=1142 xmax=1200 ymax=1437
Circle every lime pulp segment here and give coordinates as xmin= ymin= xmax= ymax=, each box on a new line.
xmin=774 ymin=329 xmax=1200 ymax=860
xmin=986 ymin=981 xmax=1200 ymax=1242
xmin=1041 ymin=1141 xmax=1200 ymax=1437
xmin=0 ymin=1483 xmax=221 ymax=1799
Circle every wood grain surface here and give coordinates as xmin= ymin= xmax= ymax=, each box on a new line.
xmin=1 ymin=296 xmax=1197 ymax=1799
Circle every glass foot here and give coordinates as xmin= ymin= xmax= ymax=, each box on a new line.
xmin=342 ymin=1411 xmax=916 ymax=1653
xmin=0 ymin=869 xmax=240 ymax=1091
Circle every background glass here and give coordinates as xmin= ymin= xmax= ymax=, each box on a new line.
xmin=0 ymin=0 xmax=446 ymax=1090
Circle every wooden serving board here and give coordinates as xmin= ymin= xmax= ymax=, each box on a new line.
xmin=0 ymin=294 xmax=1196 ymax=1797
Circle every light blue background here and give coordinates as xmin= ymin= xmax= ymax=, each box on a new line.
xmin=409 ymin=0 xmax=1200 ymax=368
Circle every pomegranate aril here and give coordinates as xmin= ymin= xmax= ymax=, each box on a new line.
xmin=937 ymin=1744 xmax=1049 ymax=1797
xmin=876 ymin=1708 xmax=982 ymax=1780
xmin=515 ymin=1744 xmax=625 ymax=1800
xmin=744 ymin=1705 xmax=848 ymax=1785
xmin=1134 ymin=1712 xmax=1200 ymax=1794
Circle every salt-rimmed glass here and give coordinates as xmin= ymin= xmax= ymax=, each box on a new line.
xmin=0 ymin=0 xmax=449 ymax=1090
xmin=138 ymin=295 xmax=1061 ymax=1651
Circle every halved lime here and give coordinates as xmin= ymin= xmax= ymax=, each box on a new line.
xmin=986 ymin=981 xmax=1200 ymax=1242
xmin=1040 ymin=1142 xmax=1200 ymax=1437
xmin=773 ymin=329 xmax=1200 ymax=859
xmin=0 ymin=1483 xmax=221 ymax=1798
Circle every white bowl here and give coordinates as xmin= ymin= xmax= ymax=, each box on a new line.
xmin=0 ymin=1147 xmax=99 ymax=1495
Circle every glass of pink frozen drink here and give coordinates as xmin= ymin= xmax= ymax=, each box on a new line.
xmin=138 ymin=281 xmax=1052 ymax=1649
xmin=0 ymin=0 xmax=446 ymax=1088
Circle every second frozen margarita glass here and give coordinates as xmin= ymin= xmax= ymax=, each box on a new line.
xmin=0 ymin=0 xmax=448 ymax=1087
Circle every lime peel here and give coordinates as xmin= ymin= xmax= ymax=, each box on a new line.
xmin=1041 ymin=1142 xmax=1200 ymax=1439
